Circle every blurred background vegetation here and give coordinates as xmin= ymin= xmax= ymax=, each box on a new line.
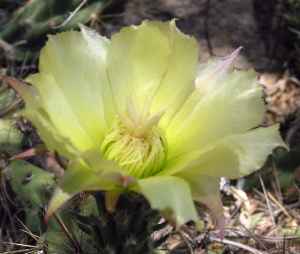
xmin=1 ymin=0 xmax=300 ymax=253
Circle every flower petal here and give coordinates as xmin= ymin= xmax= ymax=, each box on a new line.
xmin=24 ymin=29 xmax=113 ymax=157
xmin=176 ymin=171 xmax=225 ymax=229
xmin=46 ymin=160 xmax=123 ymax=217
xmin=166 ymin=66 xmax=265 ymax=159
xmin=60 ymin=167 xmax=121 ymax=193
xmin=173 ymin=125 xmax=284 ymax=229
xmin=60 ymin=155 xmax=123 ymax=193
xmin=133 ymin=176 xmax=198 ymax=226
xmin=107 ymin=20 xmax=198 ymax=125
xmin=163 ymin=125 xmax=284 ymax=178
xmin=26 ymin=73 xmax=96 ymax=154
xmin=17 ymin=85 xmax=80 ymax=158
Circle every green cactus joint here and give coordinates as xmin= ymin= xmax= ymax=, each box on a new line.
xmin=0 ymin=119 xmax=23 ymax=154
xmin=14 ymin=20 xmax=285 ymax=229
xmin=0 ymin=0 xmax=108 ymax=60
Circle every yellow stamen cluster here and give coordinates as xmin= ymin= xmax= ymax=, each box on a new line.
xmin=101 ymin=118 xmax=167 ymax=178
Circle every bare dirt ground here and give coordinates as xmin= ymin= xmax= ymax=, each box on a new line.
xmin=102 ymin=0 xmax=289 ymax=71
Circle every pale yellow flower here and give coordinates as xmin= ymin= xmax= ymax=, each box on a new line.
xmin=15 ymin=20 xmax=285 ymax=226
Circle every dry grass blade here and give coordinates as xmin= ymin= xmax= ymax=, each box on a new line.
xmin=178 ymin=230 xmax=194 ymax=254
xmin=209 ymin=235 xmax=268 ymax=254
xmin=0 ymin=242 xmax=36 ymax=249
xmin=53 ymin=212 xmax=81 ymax=253
xmin=16 ymin=218 xmax=40 ymax=242
xmin=267 ymin=192 xmax=292 ymax=219
xmin=239 ymin=224 xmax=268 ymax=250
xmin=259 ymin=174 xmax=276 ymax=226
xmin=54 ymin=0 xmax=88 ymax=28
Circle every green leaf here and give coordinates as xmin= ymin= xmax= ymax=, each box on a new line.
xmin=133 ymin=176 xmax=198 ymax=226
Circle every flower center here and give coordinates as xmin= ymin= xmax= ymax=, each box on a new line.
xmin=101 ymin=117 xmax=167 ymax=178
